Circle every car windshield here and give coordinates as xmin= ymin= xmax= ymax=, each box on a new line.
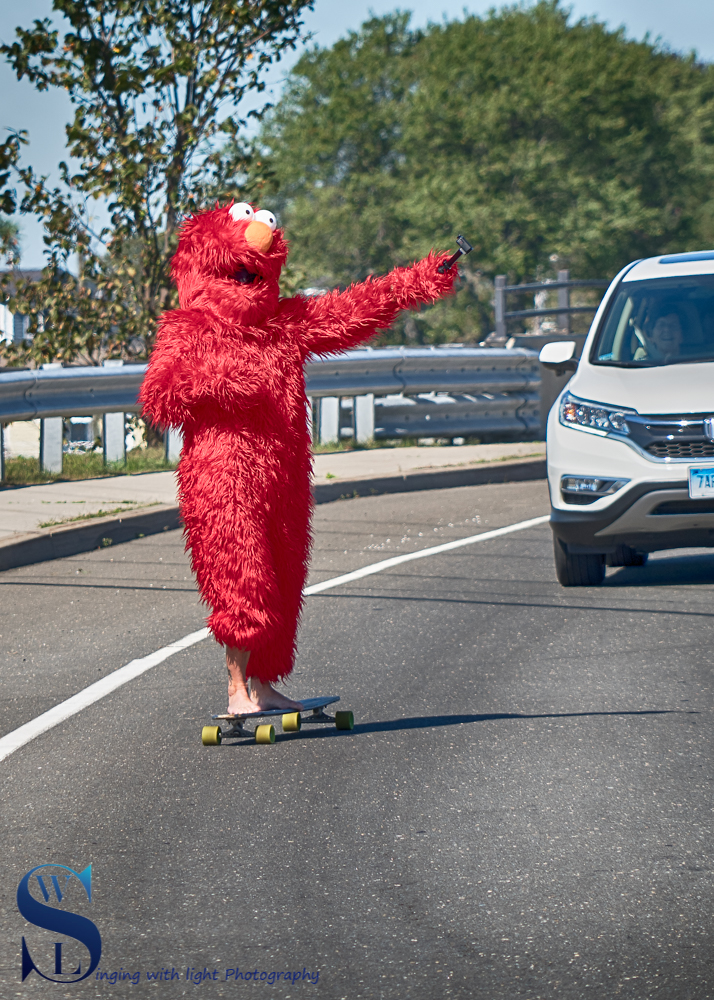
xmin=591 ymin=274 xmax=714 ymax=367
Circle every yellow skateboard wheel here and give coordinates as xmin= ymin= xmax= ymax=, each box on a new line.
xmin=282 ymin=712 xmax=302 ymax=732
xmin=202 ymin=725 xmax=222 ymax=746
xmin=335 ymin=711 xmax=354 ymax=731
xmin=255 ymin=724 xmax=276 ymax=744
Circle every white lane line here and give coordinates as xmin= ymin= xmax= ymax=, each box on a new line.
xmin=0 ymin=629 xmax=209 ymax=764
xmin=303 ymin=514 xmax=549 ymax=595
xmin=0 ymin=513 xmax=549 ymax=763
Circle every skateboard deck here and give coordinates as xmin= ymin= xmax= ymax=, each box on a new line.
xmin=202 ymin=696 xmax=354 ymax=745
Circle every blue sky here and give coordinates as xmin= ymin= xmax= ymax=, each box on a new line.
xmin=1 ymin=0 xmax=712 ymax=267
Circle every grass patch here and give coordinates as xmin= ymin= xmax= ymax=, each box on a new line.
xmin=4 ymin=437 xmax=545 ymax=486
xmin=2 ymin=447 xmax=175 ymax=486
xmin=39 ymin=501 xmax=160 ymax=528
xmin=311 ymin=438 xmax=449 ymax=453
xmin=311 ymin=435 xmax=541 ymax=452
xmin=311 ymin=439 xmax=384 ymax=454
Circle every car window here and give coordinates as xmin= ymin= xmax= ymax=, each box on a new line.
xmin=591 ymin=275 xmax=714 ymax=367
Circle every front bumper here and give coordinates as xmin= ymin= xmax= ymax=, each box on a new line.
xmin=547 ymin=408 xmax=714 ymax=554
xmin=550 ymin=482 xmax=714 ymax=553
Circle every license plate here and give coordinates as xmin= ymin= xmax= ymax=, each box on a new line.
xmin=688 ymin=466 xmax=714 ymax=498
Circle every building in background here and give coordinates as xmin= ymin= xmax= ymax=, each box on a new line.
xmin=0 ymin=270 xmax=43 ymax=344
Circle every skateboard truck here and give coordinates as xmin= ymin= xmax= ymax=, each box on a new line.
xmin=214 ymin=716 xmax=252 ymax=739
xmin=438 ymin=234 xmax=473 ymax=273
xmin=307 ymin=705 xmax=336 ymax=724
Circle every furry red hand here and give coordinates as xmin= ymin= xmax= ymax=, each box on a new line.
xmin=389 ymin=251 xmax=458 ymax=312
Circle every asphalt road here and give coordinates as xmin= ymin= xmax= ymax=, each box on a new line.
xmin=1 ymin=479 xmax=713 ymax=998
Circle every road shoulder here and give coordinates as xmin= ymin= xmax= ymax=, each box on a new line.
xmin=0 ymin=445 xmax=546 ymax=570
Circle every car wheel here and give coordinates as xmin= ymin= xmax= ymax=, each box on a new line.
xmin=553 ymin=539 xmax=605 ymax=586
xmin=606 ymin=545 xmax=648 ymax=567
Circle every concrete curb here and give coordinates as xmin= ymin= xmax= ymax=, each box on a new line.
xmin=0 ymin=504 xmax=181 ymax=572
xmin=312 ymin=457 xmax=546 ymax=503
xmin=0 ymin=457 xmax=546 ymax=571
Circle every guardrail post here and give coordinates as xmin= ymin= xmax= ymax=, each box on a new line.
xmin=319 ymin=397 xmax=340 ymax=444
xmin=38 ymin=362 xmax=64 ymax=475
xmin=354 ymin=394 xmax=375 ymax=444
xmin=495 ymin=276 xmax=507 ymax=340
xmin=40 ymin=417 xmax=63 ymax=475
xmin=102 ymin=360 xmax=126 ymax=465
xmin=103 ymin=412 xmax=126 ymax=465
xmin=558 ymin=269 xmax=570 ymax=334
xmin=164 ymin=427 xmax=183 ymax=463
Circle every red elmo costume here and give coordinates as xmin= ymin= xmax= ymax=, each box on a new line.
xmin=139 ymin=202 xmax=457 ymax=684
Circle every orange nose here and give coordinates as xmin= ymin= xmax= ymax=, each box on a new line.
xmin=244 ymin=220 xmax=273 ymax=252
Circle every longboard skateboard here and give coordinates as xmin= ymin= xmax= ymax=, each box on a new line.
xmin=201 ymin=696 xmax=354 ymax=746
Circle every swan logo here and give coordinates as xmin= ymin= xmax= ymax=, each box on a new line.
xmin=17 ymin=864 xmax=101 ymax=983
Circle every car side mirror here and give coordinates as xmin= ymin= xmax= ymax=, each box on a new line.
xmin=539 ymin=340 xmax=578 ymax=373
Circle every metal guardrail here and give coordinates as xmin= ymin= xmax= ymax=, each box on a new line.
xmin=0 ymin=364 xmax=147 ymax=421
xmin=0 ymin=348 xmax=540 ymax=421
xmin=373 ymin=391 xmax=539 ymax=439
xmin=305 ymin=346 xmax=540 ymax=398
xmin=0 ymin=347 xmax=543 ymax=475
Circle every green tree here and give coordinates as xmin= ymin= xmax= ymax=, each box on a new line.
xmin=258 ymin=3 xmax=714 ymax=343
xmin=0 ymin=0 xmax=313 ymax=366
xmin=0 ymin=131 xmax=25 ymax=266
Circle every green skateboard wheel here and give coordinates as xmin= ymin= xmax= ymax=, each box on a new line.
xmin=335 ymin=711 xmax=354 ymax=731
xmin=255 ymin=724 xmax=276 ymax=744
xmin=282 ymin=712 xmax=302 ymax=732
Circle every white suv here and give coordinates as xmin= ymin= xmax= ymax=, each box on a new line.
xmin=541 ymin=250 xmax=714 ymax=586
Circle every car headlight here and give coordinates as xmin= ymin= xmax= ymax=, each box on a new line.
xmin=559 ymin=391 xmax=633 ymax=436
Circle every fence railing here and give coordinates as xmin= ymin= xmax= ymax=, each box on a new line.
xmin=494 ymin=269 xmax=609 ymax=340
xmin=0 ymin=347 xmax=543 ymax=479
xmin=0 ymin=362 xmax=146 ymax=421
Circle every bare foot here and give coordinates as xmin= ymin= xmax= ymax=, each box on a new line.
xmin=226 ymin=684 xmax=259 ymax=716
xmin=226 ymin=687 xmax=261 ymax=716
xmin=225 ymin=645 xmax=303 ymax=715
xmin=249 ymin=678 xmax=303 ymax=713
xmin=226 ymin=646 xmax=257 ymax=715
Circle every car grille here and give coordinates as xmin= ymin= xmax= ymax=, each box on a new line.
xmin=651 ymin=499 xmax=714 ymax=515
xmin=646 ymin=441 xmax=714 ymax=459
xmin=613 ymin=411 xmax=714 ymax=460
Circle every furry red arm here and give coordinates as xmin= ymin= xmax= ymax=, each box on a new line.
xmin=139 ymin=309 xmax=270 ymax=429
xmin=297 ymin=252 xmax=457 ymax=356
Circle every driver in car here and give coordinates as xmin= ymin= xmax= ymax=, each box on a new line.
xmin=634 ymin=309 xmax=683 ymax=361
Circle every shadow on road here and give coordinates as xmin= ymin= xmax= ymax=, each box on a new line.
xmin=314 ymin=589 xmax=714 ymax=620
xmin=221 ymin=709 xmax=688 ymax=745
xmin=605 ymin=552 xmax=714 ymax=587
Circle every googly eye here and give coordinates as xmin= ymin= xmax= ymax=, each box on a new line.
xmin=229 ymin=202 xmax=254 ymax=222
xmin=254 ymin=209 xmax=277 ymax=232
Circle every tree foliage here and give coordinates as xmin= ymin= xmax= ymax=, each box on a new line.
xmin=259 ymin=2 xmax=714 ymax=343
xmin=0 ymin=0 xmax=313 ymax=366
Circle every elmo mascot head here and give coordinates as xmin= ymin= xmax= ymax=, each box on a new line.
xmin=171 ymin=201 xmax=289 ymax=326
